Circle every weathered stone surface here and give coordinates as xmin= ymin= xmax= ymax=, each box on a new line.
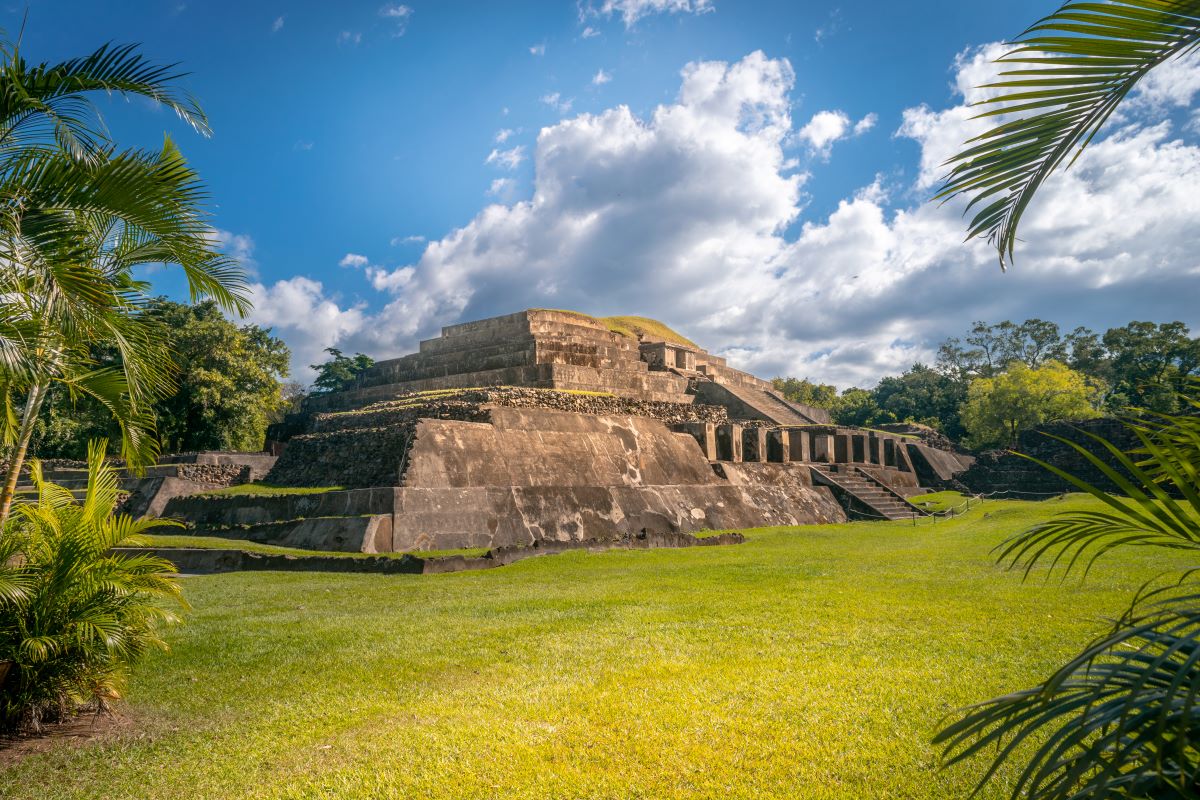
xmin=112 ymin=530 xmax=745 ymax=576
xmin=266 ymin=388 xmax=729 ymax=489
xmin=178 ymin=515 xmax=393 ymax=553
xmin=905 ymin=443 xmax=975 ymax=488
xmin=170 ymin=408 xmax=851 ymax=552
xmin=956 ymin=417 xmax=1139 ymax=498
xmin=164 ymin=487 xmax=395 ymax=527
xmin=156 ymin=309 xmax=951 ymax=553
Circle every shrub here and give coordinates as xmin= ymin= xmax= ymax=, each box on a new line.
xmin=0 ymin=442 xmax=186 ymax=734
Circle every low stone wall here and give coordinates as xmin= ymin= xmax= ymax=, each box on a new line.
xmin=164 ymin=487 xmax=396 ymax=527
xmin=112 ymin=530 xmax=745 ymax=575
xmin=186 ymin=515 xmax=394 ymax=553
xmin=956 ymin=417 xmax=1137 ymax=498
xmin=175 ymin=464 xmax=251 ymax=486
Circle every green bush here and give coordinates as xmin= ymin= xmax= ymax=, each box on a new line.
xmin=0 ymin=442 xmax=186 ymax=734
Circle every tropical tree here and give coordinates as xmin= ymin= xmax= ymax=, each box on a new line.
xmin=32 ymin=299 xmax=291 ymax=457
xmin=873 ymin=363 xmax=969 ymax=439
xmin=771 ymin=377 xmax=839 ymax=409
xmin=0 ymin=38 xmax=249 ymax=527
xmin=0 ymin=441 xmax=186 ymax=734
xmin=935 ymin=384 xmax=1200 ymax=798
xmin=310 ymin=348 xmax=374 ymax=394
xmin=960 ymin=360 xmax=1103 ymax=449
xmin=936 ymin=0 xmax=1200 ymax=269
xmin=935 ymin=2 xmax=1200 ymax=794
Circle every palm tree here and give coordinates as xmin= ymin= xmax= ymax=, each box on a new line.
xmin=0 ymin=440 xmax=186 ymax=733
xmin=935 ymin=394 xmax=1200 ymax=797
xmin=936 ymin=0 xmax=1200 ymax=269
xmin=0 ymin=38 xmax=250 ymax=526
xmin=934 ymin=3 xmax=1200 ymax=793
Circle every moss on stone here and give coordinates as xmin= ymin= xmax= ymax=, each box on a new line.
xmin=198 ymin=483 xmax=343 ymax=498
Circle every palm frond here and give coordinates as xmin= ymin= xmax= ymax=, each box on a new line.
xmin=0 ymin=440 xmax=185 ymax=733
xmin=995 ymin=409 xmax=1200 ymax=578
xmin=936 ymin=581 xmax=1200 ymax=798
xmin=0 ymin=40 xmax=208 ymax=161
xmin=935 ymin=0 xmax=1200 ymax=269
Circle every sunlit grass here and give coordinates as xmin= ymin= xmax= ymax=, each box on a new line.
xmin=910 ymin=490 xmax=973 ymax=514
xmin=4 ymin=495 xmax=1188 ymax=799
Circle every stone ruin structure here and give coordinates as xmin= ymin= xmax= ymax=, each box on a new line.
xmin=87 ymin=310 xmax=975 ymax=554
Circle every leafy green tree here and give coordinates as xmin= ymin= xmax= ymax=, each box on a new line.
xmin=310 ymin=348 xmax=374 ymax=394
xmin=1102 ymin=320 xmax=1200 ymax=413
xmin=873 ymin=363 xmax=969 ymax=439
xmin=145 ymin=300 xmax=289 ymax=452
xmin=0 ymin=39 xmax=248 ymax=526
xmin=937 ymin=319 xmax=1067 ymax=380
xmin=0 ymin=442 xmax=186 ymax=733
xmin=960 ymin=361 xmax=1102 ymax=449
xmin=1063 ymin=325 xmax=1108 ymax=379
xmin=936 ymin=0 xmax=1200 ymax=268
xmin=770 ymin=377 xmax=838 ymax=408
xmin=830 ymin=387 xmax=893 ymax=428
xmin=937 ymin=382 xmax=1200 ymax=798
xmin=32 ymin=301 xmax=290 ymax=456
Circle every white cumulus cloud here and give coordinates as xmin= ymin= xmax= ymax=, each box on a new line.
xmin=593 ymin=69 xmax=612 ymax=86
xmin=251 ymin=47 xmax=1200 ymax=388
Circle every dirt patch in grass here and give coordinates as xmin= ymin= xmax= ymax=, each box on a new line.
xmin=0 ymin=710 xmax=132 ymax=768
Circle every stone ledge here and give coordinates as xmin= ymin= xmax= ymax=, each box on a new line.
xmin=111 ymin=530 xmax=745 ymax=575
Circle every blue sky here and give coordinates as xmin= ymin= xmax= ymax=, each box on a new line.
xmin=17 ymin=1 xmax=1200 ymax=385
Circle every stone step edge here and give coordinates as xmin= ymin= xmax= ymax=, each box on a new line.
xmin=111 ymin=530 xmax=746 ymax=575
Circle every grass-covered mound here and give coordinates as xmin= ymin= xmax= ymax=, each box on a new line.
xmin=534 ymin=308 xmax=699 ymax=348
xmin=4 ymin=495 xmax=1188 ymax=799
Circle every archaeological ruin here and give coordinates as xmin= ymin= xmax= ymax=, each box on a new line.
xmin=31 ymin=309 xmax=978 ymax=555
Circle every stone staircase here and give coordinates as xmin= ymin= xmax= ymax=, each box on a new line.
xmin=811 ymin=465 xmax=925 ymax=521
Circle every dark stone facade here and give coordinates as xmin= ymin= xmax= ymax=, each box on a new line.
xmin=956 ymin=417 xmax=1139 ymax=498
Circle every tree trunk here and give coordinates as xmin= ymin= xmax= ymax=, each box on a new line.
xmin=0 ymin=382 xmax=46 ymax=530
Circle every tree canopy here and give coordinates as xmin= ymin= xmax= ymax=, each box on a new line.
xmin=34 ymin=300 xmax=289 ymax=457
xmin=960 ymin=361 xmax=1103 ymax=449
xmin=310 ymin=349 xmax=375 ymax=395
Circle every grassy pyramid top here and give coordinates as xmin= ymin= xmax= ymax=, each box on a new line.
xmin=533 ymin=309 xmax=699 ymax=349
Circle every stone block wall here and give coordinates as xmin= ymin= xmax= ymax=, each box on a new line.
xmin=957 ymin=417 xmax=1140 ymax=498
xmin=266 ymin=388 xmax=731 ymax=488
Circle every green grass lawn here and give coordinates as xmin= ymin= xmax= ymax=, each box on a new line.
xmin=4 ymin=495 xmax=1192 ymax=799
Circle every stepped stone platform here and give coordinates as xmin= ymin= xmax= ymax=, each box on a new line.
xmin=26 ymin=452 xmax=277 ymax=519
xmin=145 ymin=309 xmax=975 ymax=555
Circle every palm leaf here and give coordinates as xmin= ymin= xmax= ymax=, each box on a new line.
xmin=936 ymin=583 xmax=1200 ymax=798
xmin=935 ymin=0 xmax=1200 ymax=269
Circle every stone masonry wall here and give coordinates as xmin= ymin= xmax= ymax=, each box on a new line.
xmin=265 ymin=388 xmax=731 ymax=489
xmin=957 ymin=417 xmax=1139 ymax=497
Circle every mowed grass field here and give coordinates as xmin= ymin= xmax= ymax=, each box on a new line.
xmin=4 ymin=496 xmax=1193 ymax=799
